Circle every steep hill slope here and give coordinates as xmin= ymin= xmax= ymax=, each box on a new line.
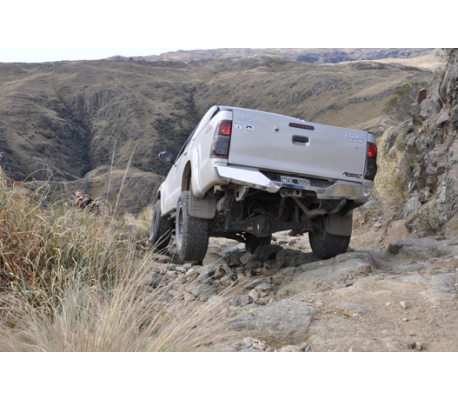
xmin=0 ymin=58 xmax=433 ymax=186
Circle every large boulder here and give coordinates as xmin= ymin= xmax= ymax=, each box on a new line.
xmin=230 ymin=299 xmax=318 ymax=343
xmin=250 ymin=245 xmax=283 ymax=263
xmin=276 ymin=254 xmax=373 ymax=299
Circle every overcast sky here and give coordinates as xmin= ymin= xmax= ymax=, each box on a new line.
xmin=0 ymin=2 xmax=449 ymax=64
xmin=0 ymin=48 xmax=219 ymax=63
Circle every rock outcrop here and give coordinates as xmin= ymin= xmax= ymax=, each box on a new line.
xmin=146 ymin=229 xmax=458 ymax=352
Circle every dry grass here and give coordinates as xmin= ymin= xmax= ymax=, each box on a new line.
xmin=372 ymin=128 xmax=405 ymax=219
xmin=0 ymin=170 xmax=230 ymax=352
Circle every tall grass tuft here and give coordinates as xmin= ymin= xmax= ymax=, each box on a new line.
xmin=0 ymin=170 xmax=230 ymax=351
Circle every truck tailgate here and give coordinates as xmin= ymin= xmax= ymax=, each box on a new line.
xmin=228 ymin=109 xmax=368 ymax=183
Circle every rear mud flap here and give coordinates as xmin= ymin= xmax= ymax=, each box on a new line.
xmin=189 ymin=191 xmax=216 ymax=219
xmin=326 ymin=213 xmax=353 ymax=237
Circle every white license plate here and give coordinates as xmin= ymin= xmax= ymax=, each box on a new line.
xmin=281 ymin=176 xmax=311 ymax=187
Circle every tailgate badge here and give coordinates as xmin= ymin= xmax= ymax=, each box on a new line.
xmin=244 ymin=123 xmax=254 ymax=132
xmin=345 ymin=134 xmax=364 ymax=143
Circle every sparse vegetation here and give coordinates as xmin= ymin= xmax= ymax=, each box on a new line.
xmin=0 ymin=171 xmax=229 ymax=351
xmin=382 ymin=81 xmax=428 ymax=121
xmin=372 ymin=130 xmax=405 ymax=218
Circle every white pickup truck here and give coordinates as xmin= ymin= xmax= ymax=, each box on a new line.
xmin=150 ymin=105 xmax=377 ymax=262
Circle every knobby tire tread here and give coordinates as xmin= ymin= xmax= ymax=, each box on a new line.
xmin=150 ymin=200 xmax=172 ymax=250
xmin=176 ymin=191 xmax=209 ymax=262
xmin=309 ymin=230 xmax=351 ymax=260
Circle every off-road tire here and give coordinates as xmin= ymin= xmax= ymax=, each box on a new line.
xmin=309 ymin=223 xmax=351 ymax=260
xmin=149 ymin=200 xmax=172 ymax=250
xmin=176 ymin=191 xmax=209 ymax=262
xmin=245 ymin=233 xmax=272 ymax=254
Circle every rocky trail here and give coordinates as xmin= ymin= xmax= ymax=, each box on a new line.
xmin=144 ymin=217 xmax=458 ymax=352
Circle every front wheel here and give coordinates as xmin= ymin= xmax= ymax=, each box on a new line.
xmin=149 ymin=200 xmax=172 ymax=250
xmin=309 ymin=217 xmax=351 ymax=260
xmin=175 ymin=191 xmax=210 ymax=262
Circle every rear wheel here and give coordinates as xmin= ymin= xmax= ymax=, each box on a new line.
xmin=175 ymin=191 xmax=210 ymax=262
xmin=309 ymin=216 xmax=350 ymax=260
xmin=245 ymin=233 xmax=272 ymax=254
xmin=149 ymin=200 xmax=172 ymax=250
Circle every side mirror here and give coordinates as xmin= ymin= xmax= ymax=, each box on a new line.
xmin=158 ymin=151 xmax=174 ymax=164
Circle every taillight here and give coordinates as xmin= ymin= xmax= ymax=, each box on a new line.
xmin=364 ymin=142 xmax=378 ymax=180
xmin=367 ymin=143 xmax=377 ymax=158
xmin=211 ymin=120 xmax=232 ymax=159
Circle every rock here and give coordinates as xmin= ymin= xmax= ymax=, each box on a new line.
xmin=144 ymin=271 xmax=165 ymax=287
xmin=203 ymin=252 xmax=225 ymax=266
xmin=212 ymin=265 xmax=225 ymax=280
xmin=194 ymin=265 xmax=216 ymax=277
xmin=418 ymin=88 xmax=428 ymax=103
xmin=245 ymin=261 xmax=262 ymax=271
xmin=415 ymin=342 xmax=424 ymax=351
xmin=239 ymin=295 xmax=253 ymax=306
xmin=420 ymin=98 xmax=439 ymax=121
xmin=402 ymin=318 xmax=410 ymax=322
xmin=250 ymin=245 xmax=283 ymax=263
xmin=304 ymin=345 xmax=311 ymax=352
xmin=255 ymin=282 xmax=274 ymax=292
xmin=275 ymin=249 xmax=302 ymax=267
xmin=231 ymin=299 xmax=318 ymax=342
xmin=186 ymin=268 xmax=199 ymax=282
xmin=220 ymin=275 xmax=237 ymax=287
xmin=226 ymin=251 xmax=247 ymax=267
xmin=264 ymin=260 xmax=283 ymax=270
xmin=387 ymin=238 xmax=438 ymax=260
xmin=185 ymin=282 xmax=216 ymax=299
xmin=248 ymin=289 xmax=261 ymax=302
xmin=181 ymin=263 xmax=194 ymax=272
xmin=183 ymin=292 xmax=196 ymax=304
xmin=151 ymin=254 xmax=173 ymax=263
xmin=271 ymin=267 xmax=299 ymax=286
xmin=293 ymin=252 xmax=321 ymax=267
xmin=435 ymin=108 xmax=450 ymax=127
xmin=218 ymin=345 xmax=239 ymax=352
xmin=230 ymin=299 xmax=242 ymax=307
xmin=252 ymin=340 xmax=267 ymax=351
xmin=208 ymin=295 xmax=230 ymax=308
xmin=363 ymin=199 xmax=380 ymax=209
xmin=195 ymin=273 xmax=213 ymax=284
xmin=277 ymin=258 xmax=373 ymax=299
xmin=166 ymin=270 xmax=179 ymax=279
xmin=239 ymin=252 xmax=252 ymax=265
xmin=432 ymin=240 xmax=458 ymax=257
xmin=383 ymin=220 xmax=409 ymax=246
xmin=243 ymin=337 xmax=254 ymax=348
xmin=336 ymin=303 xmax=369 ymax=315
xmin=407 ymin=342 xmax=416 ymax=350
xmin=279 ymin=344 xmax=306 ymax=352
xmin=400 ymin=301 xmax=410 ymax=309
xmin=409 ymin=332 xmax=416 ymax=336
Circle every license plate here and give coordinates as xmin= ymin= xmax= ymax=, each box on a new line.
xmin=281 ymin=175 xmax=311 ymax=187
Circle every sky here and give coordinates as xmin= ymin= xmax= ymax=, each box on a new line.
xmin=0 ymin=1 xmax=449 ymax=64
xmin=0 ymin=48 xmax=219 ymax=63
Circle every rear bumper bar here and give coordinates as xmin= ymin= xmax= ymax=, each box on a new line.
xmin=215 ymin=166 xmax=372 ymax=201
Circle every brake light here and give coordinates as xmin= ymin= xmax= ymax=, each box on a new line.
xmin=211 ymin=120 xmax=232 ymax=159
xmin=289 ymin=123 xmax=315 ymax=131
xmin=219 ymin=120 xmax=232 ymax=136
xmin=367 ymin=143 xmax=377 ymax=158
xmin=364 ymin=142 xmax=378 ymax=180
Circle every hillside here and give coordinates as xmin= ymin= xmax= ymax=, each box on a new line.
xmin=111 ymin=48 xmax=437 ymax=65
xmin=0 ymin=57 xmax=433 ymax=189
